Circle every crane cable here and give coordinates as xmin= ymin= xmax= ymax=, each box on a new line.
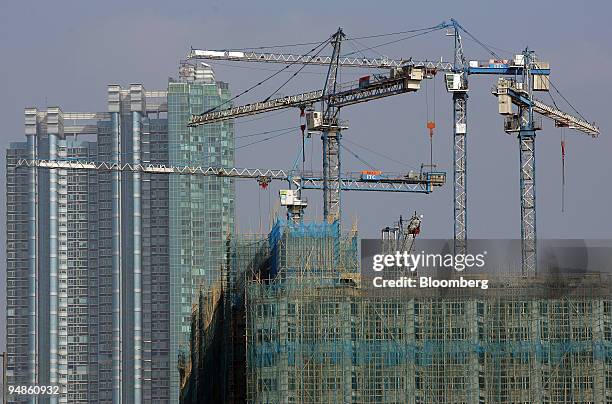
xmin=300 ymin=108 xmax=306 ymax=171
xmin=425 ymin=76 xmax=436 ymax=168
xmin=222 ymin=23 xmax=444 ymax=51
xmin=343 ymin=35 xmax=373 ymax=60
xmin=340 ymin=143 xmax=378 ymax=171
xmin=115 ymin=126 xmax=295 ymax=163
xmin=342 ymin=137 xmax=419 ymax=171
xmin=268 ymin=182 xmax=272 ymax=230
xmin=234 ymin=128 xmax=295 ymax=151
xmin=262 ymin=38 xmax=331 ymax=103
xmin=230 ymin=40 xmax=328 ymax=51
xmin=548 ymin=79 xmax=589 ymax=122
xmin=200 ymin=35 xmax=332 ymax=116
xmin=343 ymin=25 xmax=447 ymax=57
xmin=235 ymin=126 xmax=297 ymax=139
xmin=453 ymin=23 xmax=501 ymax=60
xmin=561 ymin=127 xmax=566 ymax=213
xmin=347 ymin=24 xmax=447 ymax=41
xmin=234 ymin=110 xmax=298 ymax=124
xmin=258 ymin=182 xmax=262 ymax=233
xmin=550 ymin=87 xmax=566 ymax=212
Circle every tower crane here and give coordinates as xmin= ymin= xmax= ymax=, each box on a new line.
xmin=188 ymin=21 xmax=597 ymax=275
xmin=445 ymin=22 xmax=598 ymax=274
xmin=448 ymin=21 xmax=468 ymax=258
xmin=188 ymin=27 xmax=440 ymax=227
xmin=185 ymin=20 xmax=552 ymax=255
xmin=442 ymin=19 xmax=552 ymax=256
xmin=16 ymin=158 xmax=445 ymax=224
xmin=491 ymin=50 xmax=599 ymax=275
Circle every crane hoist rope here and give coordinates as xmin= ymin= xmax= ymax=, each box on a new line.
xmin=343 ymin=25 xmax=447 ymax=57
xmin=341 ymin=138 xmax=419 ymax=171
xmin=225 ymin=23 xmax=446 ymax=52
xmin=203 ymin=35 xmax=332 ymax=116
xmin=561 ymin=128 xmax=566 ymax=213
xmin=425 ymin=77 xmax=437 ymax=169
xmin=340 ymin=143 xmax=378 ymax=172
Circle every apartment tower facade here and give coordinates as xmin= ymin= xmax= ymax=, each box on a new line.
xmin=5 ymin=62 xmax=234 ymax=403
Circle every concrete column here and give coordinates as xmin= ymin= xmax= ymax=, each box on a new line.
xmin=108 ymin=84 xmax=123 ymax=403
xmin=57 ymin=135 xmax=68 ymax=403
xmin=46 ymin=106 xmax=64 ymax=403
xmin=130 ymin=82 xmax=145 ymax=403
xmin=111 ymin=110 xmax=122 ymax=403
xmin=133 ymin=111 xmax=142 ymax=403
xmin=24 ymin=108 xmax=38 ymax=387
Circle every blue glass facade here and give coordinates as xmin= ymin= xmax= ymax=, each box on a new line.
xmin=167 ymin=66 xmax=235 ymax=400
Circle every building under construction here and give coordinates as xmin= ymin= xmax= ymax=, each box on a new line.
xmin=171 ymin=22 xmax=607 ymax=403
xmin=10 ymin=19 xmax=607 ymax=404
xmin=180 ymin=219 xmax=612 ymax=403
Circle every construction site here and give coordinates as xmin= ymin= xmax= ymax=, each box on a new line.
xmin=179 ymin=218 xmax=612 ymax=403
xmin=16 ymin=18 xmax=610 ymax=404
xmin=172 ymin=20 xmax=610 ymax=404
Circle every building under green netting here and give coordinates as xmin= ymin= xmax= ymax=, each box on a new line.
xmin=182 ymin=219 xmax=612 ymax=404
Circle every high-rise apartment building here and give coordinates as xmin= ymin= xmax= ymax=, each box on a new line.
xmin=5 ymin=62 xmax=234 ymax=403
xmin=167 ymin=62 xmax=235 ymax=400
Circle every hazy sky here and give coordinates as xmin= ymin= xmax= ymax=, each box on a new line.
xmin=1 ymin=1 xmax=610 ymax=349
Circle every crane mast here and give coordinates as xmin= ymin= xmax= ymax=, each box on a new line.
xmin=519 ymin=52 xmax=538 ymax=276
xmin=321 ymin=28 xmax=345 ymax=223
xmin=449 ymin=20 xmax=469 ymax=256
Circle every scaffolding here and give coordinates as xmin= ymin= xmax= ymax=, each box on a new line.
xmin=239 ymin=220 xmax=612 ymax=404
xmin=179 ymin=283 xmax=226 ymax=403
xmin=180 ymin=235 xmax=272 ymax=403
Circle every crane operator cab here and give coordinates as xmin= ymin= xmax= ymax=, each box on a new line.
xmin=417 ymin=164 xmax=446 ymax=187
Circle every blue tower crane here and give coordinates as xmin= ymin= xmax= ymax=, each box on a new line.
xmin=491 ymin=49 xmax=599 ymax=275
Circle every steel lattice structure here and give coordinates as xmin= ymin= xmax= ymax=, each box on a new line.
xmin=188 ymin=28 xmax=431 ymax=225
xmin=189 ymin=48 xmax=454 ymax=70
xmin=187 ymin=22 xmax=600 ymax=274
xmin=16 ymin=159 xmax=445 ymax=194
xmin=451 ymin=23 xmax=469 ymax=256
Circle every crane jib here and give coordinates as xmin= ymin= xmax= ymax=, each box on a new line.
xmin=188 ymin=70 xmax=425 ymax=126
xmin=15 ymin=158 xmax=445 ymax=194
